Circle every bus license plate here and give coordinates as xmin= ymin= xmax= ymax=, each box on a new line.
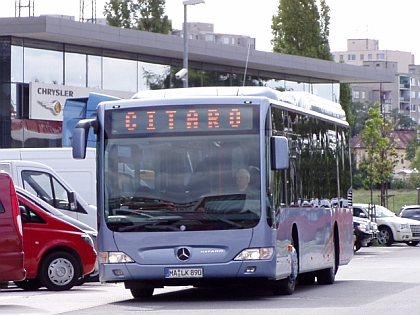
xmin=165 ymin=268 xmax=203 ymax=278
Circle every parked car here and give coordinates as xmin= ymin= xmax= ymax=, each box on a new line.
xmin=15 ymin=186 xmax=99 ymax=283
xmin=353 ymin=215 xmax=378 ymax=252
xmin=0 ymin=171 xmax=25 ymax=284
xmin=353 ymin=203 xmax=420 ymax=246
xmin=13 ymin=192 xmax=97 ymax=291
xmin=398 ymin=205 xmax=420 ymax=221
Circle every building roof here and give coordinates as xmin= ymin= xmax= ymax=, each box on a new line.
xmin=0 ymin=16 xmax=396 ymax=85
xmin=350 ymin=130 xmax=416 ymax=150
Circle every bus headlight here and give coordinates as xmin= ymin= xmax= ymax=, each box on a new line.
xmin=234 ymin=247 xmax=274 ymax=260
xmin=99 ymin=251 xmax=135 ymax=263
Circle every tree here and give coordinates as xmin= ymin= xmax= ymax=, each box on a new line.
xmin=104 ymin=0 xmax=171 ymax=34
xmin=407 ymin=128 xmax=420 ymax=171
xmin=388 ymin=108 xmax=417 ymax=130
xmin=271 ymin=0 xmax=332 ymax=61
xmin=409 ymin=148 xmax=420 ymax=172
xmin=359 ymin=103 xmax=399 ymax=206
xmin=349 ymin=101 xmax=370 ymax=137
xmin=340 ymin=82 xmax=353 ymax=127
xmin=406 ymin=131 xmax=420 ymax=162
xmin=104 ymin=0 xmax=132 ymax=28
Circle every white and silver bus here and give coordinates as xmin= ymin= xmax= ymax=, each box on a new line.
xmin=72 ymin=86 xmax=353 ymax=298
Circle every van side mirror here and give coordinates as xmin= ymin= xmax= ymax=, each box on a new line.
xmin=20 ymin=205 xmax=29 ymax=223
xmin=271 ymin=136 xmax=289 ymax=170
xmin=68 ymin=191 xmax=77 ymax=211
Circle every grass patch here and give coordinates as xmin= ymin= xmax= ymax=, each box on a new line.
xmin=353 ymin=189 xmax=419 ymax=213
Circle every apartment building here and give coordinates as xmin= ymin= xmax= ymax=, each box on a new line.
xmin=332 ymin=39 xmax=420 ymax=124
xmin=172 ymin=22 xmax=256 ymax=49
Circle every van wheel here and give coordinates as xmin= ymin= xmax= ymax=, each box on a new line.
xmin=0 ymin=282 xmax=9 ymax=289
xmin=14 ymin=279 xmax=43 ymax=291
xmin=39 ymin=251 xmax=80 ymax=291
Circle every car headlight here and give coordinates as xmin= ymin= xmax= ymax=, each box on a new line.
xmin=358 ymin=223 xmax=368 ymax=232
xmin=400 ymin=223 xmax=409 ymax=230
xmin=80 ymin=234 xmax=94 ymax=248
xmin=234 ymin=247 xmax=274 ymax=260
xmin=99 ymin=251 xmax=134 ymax=263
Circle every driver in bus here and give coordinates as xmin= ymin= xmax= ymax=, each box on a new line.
xmin=235 ymin=168 xmax=259 ymax=199
xmin=236 ymin=168 xmax=251 ymax=192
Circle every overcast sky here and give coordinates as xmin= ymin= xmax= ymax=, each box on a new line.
xmin=2 ymin=0 xmax=419 ymax=62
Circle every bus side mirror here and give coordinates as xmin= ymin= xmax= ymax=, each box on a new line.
xmin=72 ymin=128 xmax=87 ymax=159
xmin=72 ymin=118 xmax=96 ymax=159
xmin=271 ymin=136 xmax=289 ymax=170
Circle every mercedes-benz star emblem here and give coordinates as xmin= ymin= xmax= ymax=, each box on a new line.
xmin=176 ymin=247 xmax=191 ymax=261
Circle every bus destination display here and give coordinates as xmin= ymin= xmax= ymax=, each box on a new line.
xmin=111 ymin=106 xmax=254 ymax=134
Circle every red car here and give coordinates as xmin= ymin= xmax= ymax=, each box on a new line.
xmin=0 ymin=171 xmax=25 ymax=283
xmin=14 ymin=193 xmax=97 ymax=291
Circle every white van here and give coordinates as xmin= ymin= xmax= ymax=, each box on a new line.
xmin=0 ymin=147 xmax=96 ymax=206
xmin=0 ymin=160 xmax=96 ymax=229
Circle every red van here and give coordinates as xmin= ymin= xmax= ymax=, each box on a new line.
xmin=0 ymin=171 xmax=25 ymax=283
xmin=13 ymin=193 xmax=97 ymax=291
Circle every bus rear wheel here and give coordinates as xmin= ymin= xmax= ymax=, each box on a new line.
xmin=317 ymin=236 xmax=338 ymax=285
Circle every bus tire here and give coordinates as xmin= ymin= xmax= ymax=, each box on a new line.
xmin=298 ymin=272 xmax=315 ymax=285
xmin=317 ymin=266 xmax=335 ymax=285
xmin=272 ymin=246 xmax=298 ymax=295
xmin=317 ymin=234 xmax=338 ymax=285
xmin=130 ymin=287 xmax=154 ymax=299
xmin=39 ymin=251 xmax=80 ymax=291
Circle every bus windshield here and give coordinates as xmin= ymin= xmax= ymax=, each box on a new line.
xmin=104 ymin=134 xmax=261 ymax=232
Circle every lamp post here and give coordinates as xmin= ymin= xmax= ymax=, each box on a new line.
xmin=417 ymin=187 xmax=420 ymax=205
xmin=182 ymin=0 xmax=205 ymax=88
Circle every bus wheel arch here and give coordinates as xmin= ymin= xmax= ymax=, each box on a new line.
xmin=272 ymin=224 xmax=299 ymax=295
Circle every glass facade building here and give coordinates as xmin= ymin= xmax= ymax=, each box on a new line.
xmin=0 ymin=16 xmax=393 ymax=149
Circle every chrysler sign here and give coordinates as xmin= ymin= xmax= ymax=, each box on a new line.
xmin=29 ymin=82 xmax=133 ymax=122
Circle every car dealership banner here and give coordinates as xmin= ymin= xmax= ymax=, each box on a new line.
xmin=29 ymin=82 xmax=134 ymax=121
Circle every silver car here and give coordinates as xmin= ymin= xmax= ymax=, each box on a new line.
xmin=353 ymin=203 xmax=420 ymax=247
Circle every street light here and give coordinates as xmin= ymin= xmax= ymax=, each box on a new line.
xmin=182 ymin=0 xmax=205 ymax=88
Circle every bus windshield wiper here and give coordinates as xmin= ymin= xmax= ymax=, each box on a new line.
xmin=205 ymin=213 xmax=244 ymax=229
xmin=117 ymin=220 xmax=171 ymax=232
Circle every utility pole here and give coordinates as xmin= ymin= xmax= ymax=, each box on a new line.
xmin=15 ymin=0 xmax=34 ymax=17
xmin=79 ymin=0 xmax=97 ymax=23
